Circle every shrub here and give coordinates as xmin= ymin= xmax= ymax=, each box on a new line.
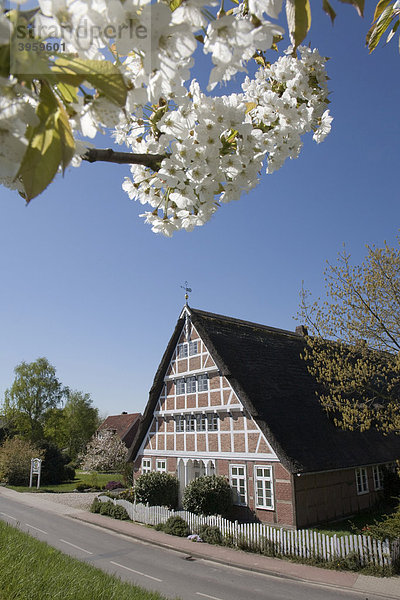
xmin=105 ymin=480 xmax=124 ymax=491
xmin=182 ymin=475 xmax=233 ymax=516
xmin=163 ymin=516 xmax=190 ymax=537
xmin=197 ymin=525 xmax=222 ymax=545
xmin=92 ymin=499 xmax=129 ymax=520
xmin=39 ymin=441 xmax=75 ymax=485
xmin=134 ymin=472 xmax=179 ymax=509
xmin=118 ymin=488 xmax=135 ymax=503
xmin=80 ymin=430 xmax=128 ymax=472
xmin=0 ymin=438 xmax=44 ymax=485
xmin=366 ymin=501 xmax=400 ymax=541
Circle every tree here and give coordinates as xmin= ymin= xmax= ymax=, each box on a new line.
xmin=80 ymin=429 xmax=128 ymax=472
xmin=299 ymin=239 xmax=400 ymax=435
xmin=2 ymin=357 xmax=67 ymax=442
xmin=0 ymin=0 xmax=336 ymax=235
xmin=44 ymin=390 xmax=100 ymax=459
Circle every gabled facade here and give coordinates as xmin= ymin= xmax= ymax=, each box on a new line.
xmin=129 ymin=306 xmax=400 ymax=528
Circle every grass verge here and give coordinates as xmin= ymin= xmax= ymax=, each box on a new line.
xmin=0 ymin=520 xmax=169 ymax=600
xmin=6 ymin=470 xmax=125 ymax=493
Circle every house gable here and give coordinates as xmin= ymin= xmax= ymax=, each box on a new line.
xmin=136 ymin=312 xmax=278 ymax=462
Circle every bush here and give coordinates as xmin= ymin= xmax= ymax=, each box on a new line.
xmin=91 ymin=499 xmax=129 ymax=520
xmin=118 ymin=488 xmax=135 ymax=503
xmin=0 ymin=438 xmax=44 ymax=485
xmin=105 ymin=480 xmax=124 ymax=491
xmin=39 ymin=441 xmax=75 ymax=485
xmin=197 ymin=525 xmax=222 ymax=545
xmin=366 ymin=501 xmax=400 ymax=541
xmin=134 ymin=472 xmax=179 ymax=509
xmin=163 ymin=516 xmax=190 ymax=537
xmin=182 ymin=475 xmax=233 ymax=516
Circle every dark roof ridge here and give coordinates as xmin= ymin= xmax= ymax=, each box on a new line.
xmin=188 ymin=306 xmax=302 ymax=339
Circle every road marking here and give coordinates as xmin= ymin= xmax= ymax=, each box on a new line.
xmin=59 ymin=539 xmax=93 ymax=554
xmin=196 ymin=593 xmax=224 ymax=600
xmin=0 ymin=512 xmax=17 ymax=520
xmin=25 ymin=523 xmax=48 ymax=534
xmin=109 ymin=561 xmax=162 ymax=582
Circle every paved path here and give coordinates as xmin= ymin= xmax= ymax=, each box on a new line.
xmin=1 ymin=487 xmax=399 ymax=599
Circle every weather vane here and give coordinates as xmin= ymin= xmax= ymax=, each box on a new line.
xmin=180 ymin=281 xmax=192 ymax=304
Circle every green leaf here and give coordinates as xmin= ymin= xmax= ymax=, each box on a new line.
xmin=337 ymin=0 xmax=364 ymax=17
xmin=51 ymin=57 xmax=127 ymax=106
xmin=367 ymin=4 xmax=395 ymax=52
xmin=286 ymin=0 xmax=312 ymax=50
xmin=56 ymin=82 xmax=78 ymax=104
xmin=17 ymin=84 xmax=75 ymax=200
xmin=169 ymin=0 xmax=183 ymax=10
xmin=322 ymin=0 xmax=336 ymax=24
xmin=373 ymin=0 xmax=392 ymax=22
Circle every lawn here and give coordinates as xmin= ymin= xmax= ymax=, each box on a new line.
xmin=6 ymin=470 xmax=126 ymax=493
xmin=0 ymin=520 xmax=169 ymax=600
xmin=310 ymin=502 xmax=397 ymax=537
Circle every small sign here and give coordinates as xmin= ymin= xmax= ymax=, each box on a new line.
xmin=29 ymin=458 xmax=42 ymax=489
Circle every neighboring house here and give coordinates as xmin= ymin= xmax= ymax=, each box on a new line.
xmin=128 ymin=306 xmax=400 ymax=528
xmin=98 ymin=412 xmax=141 ymax=449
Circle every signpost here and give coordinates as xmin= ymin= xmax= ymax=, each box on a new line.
xmin=29 ymin=458 xmax=42 ymax=489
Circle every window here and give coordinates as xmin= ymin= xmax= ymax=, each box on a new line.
xmin=186 ymin=414 xmax=196 ymax=431
xmin=189 ymin=340 xmax=198 ymax=355
xmin=198 ymin=374 xmax=208 ymax=391
xmin=156 ymin=459 xmax=166 ymax=472
xmin=254 ymin=466 xmax=274 ymax=509
xmin=178 ymin=343 xmax=188 ymax=358
xmin=142 ymin=458 xmax=151 ymax=473
xmin=355 ymin=467 xmax=369 ymax=494
xmin=372 ymin=465 xmax=384 ymax=491
xmin=176 ymin=378 xmax=185 ymax=395
xmin=207 ymin=413 xmax=219 ymax=431
xmin=230 ymin=465 xmax=247 ymax=505
xmin=175 ymin=415 xmax=185 ymax=432
xmin=186 ymin=376 xmax=197 ymax=394
xmin=196 ymin=413 xmax=207 ymax=431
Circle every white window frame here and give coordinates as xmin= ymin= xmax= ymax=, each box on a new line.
xmin=254 ymin=465 xmax=274 ymax=510
xmin=198 ymin=374 xmax=209 ymax=392
xmin=355 ymin=467 xmax=369 ymax=495
xmin=178 ymin=343 xmax=188 ymax=358
xmin=189 ymin=340 xmax=199 ymax=356
xmin=186 ymin=376 xmax=197 ymax=394
xmin=196 ymin=413 xmax=207 ymax=431
xmin=186 ymin=414 xmax=196 ymax=432
xmin=372 ymin=465 xmax=384 ymax=491
xmin=230 ymin=464 xmax=247 ymax=506
xmin=175 ymin=415 xmax=185 ymax=432
xmin=156 ymin=459 xmax=167 ymax=473
xmin=176 ymin=378 xmax=185 ymax=395
xmin=207 ymin=413 xmax=219 ymax=431
xmin=142 ymin=458 xmax=152 ymax=473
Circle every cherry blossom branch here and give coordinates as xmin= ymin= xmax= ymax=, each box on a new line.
xmin=82 ymin=148 xmax=166 ymax=171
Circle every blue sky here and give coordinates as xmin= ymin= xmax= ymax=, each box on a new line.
xmin=1 ymin=3 xmax=399 ymax=417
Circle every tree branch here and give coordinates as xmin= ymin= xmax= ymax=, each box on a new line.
xmin=82 ymin=148 xmax=167 ymax=171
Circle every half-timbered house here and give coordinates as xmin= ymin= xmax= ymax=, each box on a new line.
xmin=128 ymin=306 xmax=400 ymax=528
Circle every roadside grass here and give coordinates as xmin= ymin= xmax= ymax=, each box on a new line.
xmin=0 ymin=520 xmax=170 ymax=600
xmin=5 ymin=470 xmax=125 ymax=493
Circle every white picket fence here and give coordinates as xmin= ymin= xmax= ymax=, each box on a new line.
xmin=97 ymin=495 xmax=399 ymax=570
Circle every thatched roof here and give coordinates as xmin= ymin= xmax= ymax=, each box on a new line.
xmin=128 ymin=307 xmax=400 ymax=473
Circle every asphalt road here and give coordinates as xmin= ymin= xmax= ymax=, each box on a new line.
xmin=0 ymin=495 xmax=381 ymax=600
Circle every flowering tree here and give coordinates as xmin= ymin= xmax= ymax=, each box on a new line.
xmin=0 ymin=0 xmax=393 ymax=235
xmin=80 ymin=429 xmax=128 ymax=471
